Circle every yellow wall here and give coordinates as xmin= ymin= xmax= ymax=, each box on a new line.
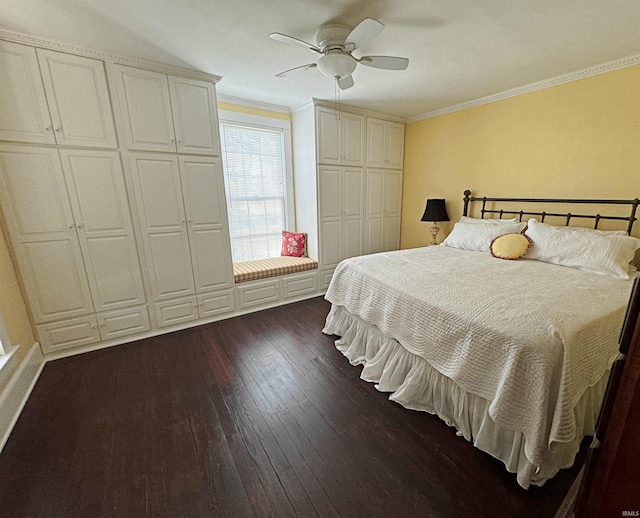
xmin=0 ymin=227 xmax=34 ymax=354
xmin=217 ymin=101 xmax=291 ymax=121
xmin=401 ymin=65 xmax=640 ymax=249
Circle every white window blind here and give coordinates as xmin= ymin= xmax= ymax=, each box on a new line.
xmin=220 ymin=122 xmax=288 ymax=262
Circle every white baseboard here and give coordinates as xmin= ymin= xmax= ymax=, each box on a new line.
xmin=0 ymin=342 xmax=45 ymax=453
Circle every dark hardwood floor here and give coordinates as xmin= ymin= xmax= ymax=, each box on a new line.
xmin=0 ymin=297 xmax=585 ymax=517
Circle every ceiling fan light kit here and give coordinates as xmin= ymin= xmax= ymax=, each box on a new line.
xmin=269 ymin=17 xmax=409 ymax=90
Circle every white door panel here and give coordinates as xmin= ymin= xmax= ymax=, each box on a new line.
xmin=98 ymin=306 xmax=150 ymax=340
xmin=343 ymin=168 xmax=363 ymax=218
xmin=366 ymin=169 xmax=385 ymax=217
xmin=37 ymin=49 xmax=117 ymax=148
xmin=384 ymin=215 xmax=401 ymax=252
xmin=190 ymin=228 xmax=232 ymax=291
xmin=0 ymin=41 xmax=54 ymax=144
xmin=155 ymin=297 xmax=198 ymax=328
xmin=317 ymin=108 xmax=340 ymax=164
xmin=179 ymin=157 xmax=224 ymax=225
xmin=112 ymin=66 xmax=176 ymax=152
xmin=169 ymin=77 xmax=219 ymax=155
xmin=385 ymin=172 xmax=403 ymax=215
xmin=37 ymin=316 xmax=100 ymax=353
xmin=21 ymin=240 xmax=94 ymax=322
xmin=366 ymin=218 xmax=384 ymax=255
xmin=60 ymin=149 xmax=145 ymax=311
xmin=366 ymin=119 xmax=386 ymax=167
xmin=320 ymin=220 xmax=341 ymax=267
xmin=342 ymin=219 xmax=363 ymax=259
xmin=342 ymin=113 xmax=365 ymax=165
xmin=319 ymin=167 xmax=341 ymax=219
xmin=147 ymin=231 xmax=195 ymax=299
xmin=386 ymin=122 xmax=405 ymax=169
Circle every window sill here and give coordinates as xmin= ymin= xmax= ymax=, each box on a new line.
xmin=0 ymin=345 xmax=19 ymax=390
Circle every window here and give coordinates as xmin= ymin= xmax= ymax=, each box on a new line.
xmin=219 ymin=111 xmax=294 ymax=262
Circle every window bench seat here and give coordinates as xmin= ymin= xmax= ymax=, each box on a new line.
xmin=233 ymin=257 xmax=318 ymax=283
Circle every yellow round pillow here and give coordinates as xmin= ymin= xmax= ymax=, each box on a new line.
xmin=490 ymin=233 xmax=533 ymax=260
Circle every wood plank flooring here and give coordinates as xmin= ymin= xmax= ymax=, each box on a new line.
xmin=0 ymin=297 xmax=584 ymax=517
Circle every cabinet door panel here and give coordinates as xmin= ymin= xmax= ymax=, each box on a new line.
xmin=316 ymin=108 xmax=340 ymax=164
xmin=384 ymin=171 xmax=403 ymax=215
xmin=98 ymin=306 xmax=150 ymax=340
xmin=0 ymin=145 xmax=94 ymax=322
xmin=169 ymin=77 xmax=220 ymax=155
xmin=320 ymin=220 xmax=341 ymax=267
xmin=366 ymin=119 xmax=386 ymax=167
xmin=342 ymin=219 xmax=363 ymax=260
xmin=21 ymin=240 xmax=94 ymax=321
xmin=319 ymin=167 xmax=341 ymax=219
xmin=384 ymin=215 xmax=401 ymax=252
xmin=61 ymin=150 xmax=145 ymax=311
xmin=129 ymin=154 xmax=195 ymax=300
xmin=148 ymin=232 xmax=195 ymax=299
xmin=386 ymin=122 xmax=404 ymax=169
xmin=37 ymin=50 xmax=117 ymax=148
xmin=343 ymin=168 xmax=363 ymax=218
xmin=366 ymin=218 xmax=384 ymax=255
xmin=179 ymin=157 xmax=233 ymax=291
xmin=112 ymin=66 xmax=176 ymax=152
xmin=0 ymin=41 xmax=54 ymax=144
xmin=0 ymin=147 xmax=72 ymax=239
xmin=37 ymin=316 xmax=100 ymax=353
xmin=155 ymin=297 xmax=198 ymax=328
xmin=342 ymin=113 xmax=365 ymax=165
xmin=198 ymin=290 xmax=234 ymax=318
xmin=366 ymin=169 xmax=384 ymax=217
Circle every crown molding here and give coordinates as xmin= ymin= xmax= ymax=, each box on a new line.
xmin=216 ymin=94 xmax=290 ymax=114
xmin=0 ymin=29 xmax=222 ymax=83
xmin=290 ymin=97 xmax=405 ymax=123
xmin=407 ymin=53 xmax=640 ymax=123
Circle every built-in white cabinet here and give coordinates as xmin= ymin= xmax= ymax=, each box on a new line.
xmin=112 ymin=65 xmax=220 ymax=155
xmin=0 ymin=145 xmax=95 ymax=322
xmin=37 ymin=50 xmax=117 ymax=148
xmin=128 ymin=153 xmax=234 ymax=303
xmin=0 ymin=41 xmax=116 ymax=148
xmin=0 ymin=145 xmax=146 ymax=323
xmin=365 ymin=169 xmax=402 ymax=254
xmin=0 ymin=41 xmax=55 ymax=144
xmin=366 ymin=118 xmax=404 ymax=169
xmin=59 ymin=149 xmax=146 ymax=311
xmin=318 ymin=166 xmax=365 ymax=268
xmin=316 ymin=107 xmax=365 ymax=166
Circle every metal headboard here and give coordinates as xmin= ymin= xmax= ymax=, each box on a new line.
xmin=462 ymin=189 xmax=640 ymax=235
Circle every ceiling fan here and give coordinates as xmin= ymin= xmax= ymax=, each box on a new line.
xmin=269 ymin=18 xmax=409 ymax=90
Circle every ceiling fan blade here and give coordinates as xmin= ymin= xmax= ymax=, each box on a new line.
xmin=345 ymin=18 xmax=384 ymax=51
xmin=275 ymin=63 xmax=318 ymax=78
xmin=337 ymin=75 xmax=354 ymax=90
xmin=358 ymin=55 xmax=409 ymax=70
xmin=269 ymin=33 xmax=321 ymax=53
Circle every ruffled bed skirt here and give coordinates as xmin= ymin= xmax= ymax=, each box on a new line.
xmin=323 ymin=304 xmax=608 ymax=489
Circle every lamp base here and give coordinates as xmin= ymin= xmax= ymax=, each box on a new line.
xmin=429 ymin=222 xmax=440 ymax=245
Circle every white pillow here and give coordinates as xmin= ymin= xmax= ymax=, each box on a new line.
xmin=525 ymin=219 xmax=640 ymax=279
xmin=442 ymin=220 xmax=527 ymax=252
xmin=460 ymin=216 xmax=518 ymax=224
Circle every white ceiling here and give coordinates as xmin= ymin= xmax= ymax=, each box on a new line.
xmin=2 ymin=0 xmax=640 ymax=119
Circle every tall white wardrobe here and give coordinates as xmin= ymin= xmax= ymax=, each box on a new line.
xmin=292 ymin=99 xmax=404 ymax=288
xmin=0 ymin=35 xmax=235 ymax=355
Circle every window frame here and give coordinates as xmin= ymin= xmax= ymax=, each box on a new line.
xmin=218 ymin=110 xmax=296 ymax=261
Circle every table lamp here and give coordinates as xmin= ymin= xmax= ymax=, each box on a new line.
xmin=421 ymin=199 xmax=449 ymax=245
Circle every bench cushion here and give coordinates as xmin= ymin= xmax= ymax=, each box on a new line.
xmin=233 ymin=257 xmax=318 ymax=283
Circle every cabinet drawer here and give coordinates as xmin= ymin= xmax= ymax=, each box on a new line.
xmin=37 ymin=316 xmax=100 ymax=353
xmin=237 ymin=279 xmax=280 ymax=309
xmin=282 ymin=272 xmax=318 ymax=299
xmin=98 ymin=306 xmax=150 ymax=340
xmin=321 ymin=268 xmax=335 ymax=289
xmin=154 ymin=297 xmax=198 ymax=328
xmin=198 ymin=290 xmax=235 ymax=318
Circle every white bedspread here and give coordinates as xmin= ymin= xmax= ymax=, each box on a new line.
xmin=325 ymin=246 xmax=635 ymax=466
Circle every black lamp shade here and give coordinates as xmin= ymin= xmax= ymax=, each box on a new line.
xmin=421 ymin=199 xmax=449 ymax=222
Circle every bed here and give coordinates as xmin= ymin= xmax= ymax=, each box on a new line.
xmin=323 ymin=191 xmax=640 ymax=488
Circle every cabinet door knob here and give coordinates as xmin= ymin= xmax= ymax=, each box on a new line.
xmin=77 ymin=223 xmax=83 ymax=229
xmin=68 ymin=224 xmax=74 ymax=229
xmin=45 ymin=125 xmax=52 ymax=131
xmin=171 ymin=138 xmax=175 ymax=143
xmin=178 ymin=139 xmax=182 ymax=144
xmin=55 ymin=127 xmax=62 ymax=132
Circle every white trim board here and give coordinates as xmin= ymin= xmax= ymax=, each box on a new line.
xmin=0 ymin=29 xmax=221 ymax=84
xmin=407 ymin=53 xmax=640 ymax=123
xmin=0 ymin=342 xmax=45 ymax=453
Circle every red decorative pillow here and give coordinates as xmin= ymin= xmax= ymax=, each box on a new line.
xmin=281 ymin=231 xmax=306 ymax=257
